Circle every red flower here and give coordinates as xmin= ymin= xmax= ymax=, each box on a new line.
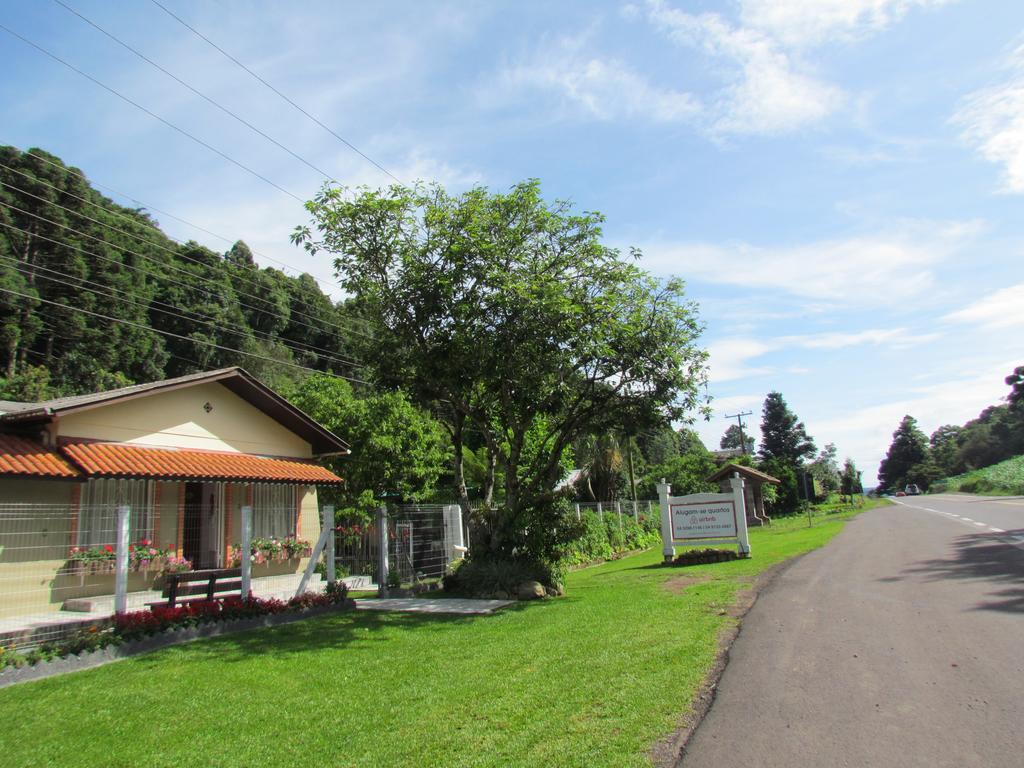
xmin=140 ymin=539 xmax=151 ymax=546
xmin=103 ymin=544 xmax=114 ymax=553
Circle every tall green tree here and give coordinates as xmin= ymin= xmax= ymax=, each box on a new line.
xmin=808 ymin=442 xmax=840 ymax=493
xmin=758 ymin=392 xmax=816 ymax=464
xmin=929 ymin=425 xmax=962 ymax=477
xmin=839 ymin=457 xmax=862 ymax=500
xmin=1006 ymin=365 xmax=1024 ymax=410
xmin=720 ymin=423 xmax=754 ymax=454
xmin=878 ymin=415 xmax=929 ymax=491
xmin=757 ymin=391 xmax=815 ymax=512
xmin=294 ymin=179 xmax=709 ymax=565
xmin=286 ymin=374 xmax=448 ymax=504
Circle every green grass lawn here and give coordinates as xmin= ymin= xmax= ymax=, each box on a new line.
xmin=0 ymin=499 xmax=887 ymax=768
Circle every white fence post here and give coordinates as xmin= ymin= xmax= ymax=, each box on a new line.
xmin=632 ymin=500 xmax=639 ymax=523
xmin=323 ymin=505 xmax=336 ymax=586
xmin=657 ymin=480 xmax=673 ymax=562
xmin=597 ymin=502 xmax=603 ymax=520
xmin=377 ymin=506 xmax=389 ymax=597
xmin=575 ymin=503 xmax=581 ymax=521
xmin=616 ymin=502 xmax=623 ymax=535
xmin=730 ymin=473 xmax=751 ymax=556
xmin=114 ymin=505 xmax=130 ymax=614
xmin=240 ymin=504 xmax=252 ymax=597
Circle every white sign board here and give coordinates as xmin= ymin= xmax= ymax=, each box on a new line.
xmin=670 ymin=500 xmax=738 ymax=540
xmin=657 ymin=477 xmax=751 ymax=559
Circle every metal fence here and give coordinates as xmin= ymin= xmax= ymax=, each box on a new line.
xmin=386 ymin=504 xmax=466 ymax=586
xmin=572 ymin=500 xmax=656 ymax=524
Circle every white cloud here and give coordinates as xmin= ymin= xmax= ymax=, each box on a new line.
xmin=644 ymin=2 xmax=844 ymax=135
xmin=944 ymin=282 xmax=1024 ymax=329
xmin=707 ymin=326 xmax=932 ymax=384
xmin=814 ymin=358 xmax=1017 ymax=484
xmin=953 ymin=44 xmax=1024 ymax=193
xmin=740 ymin=0 xmax=953 ymax=48
xmin=486 ymin=34 xmax=701 ymax=123
xmin=640 ymin=220 xmax=978 ymax=302
xmin=707 ymin=338 xmax=777 ymax=382
xmin=639 ymin=0 xmax=950 ymax=136
xmin=779 ymin=328 xmax=939 ymax=349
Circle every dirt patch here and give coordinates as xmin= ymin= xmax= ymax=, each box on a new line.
xmin=649 ymin=556 xmax=807 ymax=768
xmin=661 ymin=575 xmax=709 ymax=594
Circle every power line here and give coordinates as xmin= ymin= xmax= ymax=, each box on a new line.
xmin=0 ymin=176 xmax=350 ymax=337
xmin=53 ymin=0 xmax=338 ymax=183
xmin=149 ymin=0 xmax=403 ymax=185
xmin=0 ymin=21 xmax=304 ymax=202
xmin=0 ymin=195 xmax=375 ymax=343
xmin=7 ymin=149 xmax=340 ymax=288
xmin=0 ymin=284 xmax=370 ymax=385
xmin=0 ymin=251 xmax=364 ymax=372
xmin=0 ymin=218 xmax=366 ymax=368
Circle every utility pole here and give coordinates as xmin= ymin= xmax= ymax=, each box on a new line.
xmin=724 ymin=411 xmax=753 ymax=455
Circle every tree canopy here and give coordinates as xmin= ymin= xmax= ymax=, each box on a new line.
xmin=0 ymin=146 xmax=359 ymax=399
xmin=294 ymin=179 xmax=709 ymax=563
xmin=720 ymin=423 xmax=754 ymax=454
xmin=878 ymin=415 xmax=929 ymax=491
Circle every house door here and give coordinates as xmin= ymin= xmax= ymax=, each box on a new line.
xmin=183 ymin=482 xmax=224 ymax=569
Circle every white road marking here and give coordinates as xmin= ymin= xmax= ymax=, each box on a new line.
xmin=990 ymin=527 xmax=1005 ymax=533
xmin=961 ymin=518 xmax=975 ymax=523
xmin=973 ymin=522 xmax=987 ymax=527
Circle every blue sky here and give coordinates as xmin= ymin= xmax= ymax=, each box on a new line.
xmin=2 ymin=0 xmax=1023 ymax=483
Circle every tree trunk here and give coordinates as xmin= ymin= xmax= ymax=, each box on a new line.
xmin=483 ymin=443 xmax=496 ymax=508
xmin=451 ymin=411 xmax=472 ymax=517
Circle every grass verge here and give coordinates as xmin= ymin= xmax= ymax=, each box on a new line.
xmin=0 ymin=499 xmax=888 ymax=768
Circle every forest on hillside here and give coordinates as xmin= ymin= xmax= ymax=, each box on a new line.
xmin=0 ymin=145 xmax=363 ymax=401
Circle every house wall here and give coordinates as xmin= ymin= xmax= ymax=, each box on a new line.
xmin=56 ymin=382 xmax=313 ymax=458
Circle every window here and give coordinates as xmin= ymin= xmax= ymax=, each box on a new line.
xmin=77 ymin=478 xmax=154 ymax=547
xmin=252 ymin=484 xmax=298 ymax=539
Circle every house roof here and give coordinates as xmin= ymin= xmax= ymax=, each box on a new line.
xmin=0 ymin=367 xmax=349 ymax=457
xmin=0 ymin=434 xmax=80 ymax=479
xmin=706 ymin=463 xmax=781 ymax=485
xmin=61 ymin=441 xmax=343 ymax=485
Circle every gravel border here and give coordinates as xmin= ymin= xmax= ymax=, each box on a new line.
xmin=0 ymin=600 xmax=356 ymax=689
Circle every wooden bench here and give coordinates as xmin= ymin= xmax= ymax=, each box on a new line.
xmin=148 ymin=568 xmax=243 ymax=610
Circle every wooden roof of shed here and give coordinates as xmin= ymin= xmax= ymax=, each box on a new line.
xmin=706 ymin=463 xmax=781 ymax=485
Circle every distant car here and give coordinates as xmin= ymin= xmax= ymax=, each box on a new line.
xmin=895 ymin=491 xmax=907 ymax=497
xmin=904 ymin=484 xmax=921 ymax=496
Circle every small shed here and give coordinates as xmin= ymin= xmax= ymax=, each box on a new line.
xmin=706 ymin=463 xmax=781 ymax=526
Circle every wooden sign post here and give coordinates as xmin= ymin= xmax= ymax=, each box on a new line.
xmin=657 ymin=472 xmax=750 ymax=562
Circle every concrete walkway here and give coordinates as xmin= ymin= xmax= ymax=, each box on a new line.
xmin=355 ymin=597 xmax=514 ymax=614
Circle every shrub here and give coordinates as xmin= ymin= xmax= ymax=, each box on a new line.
xmin=442 ymin=556 xmax=557 ymax=597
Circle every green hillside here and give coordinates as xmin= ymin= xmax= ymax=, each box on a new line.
xmin=932 ymin=455 xmax=1024 ymax=496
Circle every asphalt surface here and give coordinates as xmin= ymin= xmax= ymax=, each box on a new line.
xmin=678 ymin=495 xmax=1024 ymax=768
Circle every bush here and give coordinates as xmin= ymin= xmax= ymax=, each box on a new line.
xmin=442 ymin=556 xmax=558 ymax=597
xmin=558 ymin=508 xmax=661 ymax=568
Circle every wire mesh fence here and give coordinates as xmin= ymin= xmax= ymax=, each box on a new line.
xmin=386 ymin=504 xmax=466 ymax=586
xmin=0 ymin=497 xmax=317 ymax=649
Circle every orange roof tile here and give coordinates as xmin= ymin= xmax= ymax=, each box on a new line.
xmin=61 ymin=441 xmax=343 ymax=484
xmin=0 ymin=434 xmax=80 ymax=478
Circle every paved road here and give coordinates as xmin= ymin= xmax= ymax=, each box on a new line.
xmin=679 ymin=496 xmax=1024 ymax=768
